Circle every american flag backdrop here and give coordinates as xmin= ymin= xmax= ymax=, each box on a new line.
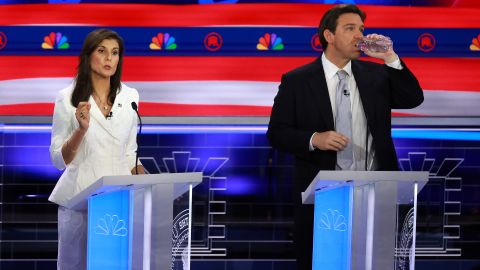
xmin=0 ymin=3 xmax=479 ymax=117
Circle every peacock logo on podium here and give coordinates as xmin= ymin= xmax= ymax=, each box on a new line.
xmin=94 ymin=214 xmax=128 ymax=237
xmin=317 ymin=209 xmax=347 ymax=232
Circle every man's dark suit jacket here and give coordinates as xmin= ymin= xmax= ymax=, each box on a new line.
xmin=266 ymin=55 xmax=423 ymax=269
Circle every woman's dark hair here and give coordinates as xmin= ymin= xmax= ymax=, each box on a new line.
xmin=71 ymin=28 xmax=125 ymax=107
xmin=318 ymin=4 xmax=366 ymax=50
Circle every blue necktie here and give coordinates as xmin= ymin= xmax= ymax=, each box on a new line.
xmin=335 ymin=70 xmax=353 ymax=170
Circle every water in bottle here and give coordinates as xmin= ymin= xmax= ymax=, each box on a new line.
xmin=356 ymin=36 xmax=393 ymax=53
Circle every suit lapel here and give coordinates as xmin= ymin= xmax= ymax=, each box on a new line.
xmin=307 ymin=57 xmax=334 ymax=130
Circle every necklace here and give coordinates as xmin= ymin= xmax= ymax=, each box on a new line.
xmin=92 ymin=93 xmax=110 ymax=112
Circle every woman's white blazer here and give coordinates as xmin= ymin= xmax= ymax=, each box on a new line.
xmin=48 ymin=83 xmax=140 ymax=208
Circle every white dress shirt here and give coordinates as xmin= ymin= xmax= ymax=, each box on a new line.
xmin=49 ymin=83 xmax=140 ymax=207
xmin=309 ymin=54 xmax=402 ymax=171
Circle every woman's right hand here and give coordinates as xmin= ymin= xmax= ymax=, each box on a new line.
xmin=75 ymin=102 xmax=91 ymax=131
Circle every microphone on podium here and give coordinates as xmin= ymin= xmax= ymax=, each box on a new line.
xmin=131 ymin=102 xmax=142 ymax=175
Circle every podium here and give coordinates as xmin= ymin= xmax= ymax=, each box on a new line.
xmin=65 ymin=172 xmax=203 ymax=270
xmin=302 ymin=171 xmax=429 ymax=270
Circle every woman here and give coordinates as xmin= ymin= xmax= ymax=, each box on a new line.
xmin=48 ymin=29 xmax=145 ymax=270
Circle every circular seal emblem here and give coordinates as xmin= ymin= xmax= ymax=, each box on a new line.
xmin=311 ymin=33 xmax=323 ymax=52
xmin=417 ymin=33 xmax=436 ymax=52
xmin=204 ymin=32 xmax=223 ymax=52
xmin=172 ymin=209 xmax=190 ymax=269
xmin=0 ymin=32 xmax=7 ymax=50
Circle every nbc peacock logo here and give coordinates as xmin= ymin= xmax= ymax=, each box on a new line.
xmin=256 ymin=33 xmax=284 ymax=51
xmin=41 ymin=32 xmax=69 ymax=49
xmin=149 ymin=33 xmax=177 ymax=50
xmin=470 ymin=34 xmax=480 ymax=51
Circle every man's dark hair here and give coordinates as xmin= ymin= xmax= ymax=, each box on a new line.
xmin=318 ymin=4 xmax=366 ymax=50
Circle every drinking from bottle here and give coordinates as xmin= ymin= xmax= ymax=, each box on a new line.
xmin=356 ymin=36 xmax=393 ymax=53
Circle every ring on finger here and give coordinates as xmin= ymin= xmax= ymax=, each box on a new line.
xmin=80 ymin=112 xmax=84 ymax=117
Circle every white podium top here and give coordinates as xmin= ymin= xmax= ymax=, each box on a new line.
xmin=66 ymin=172 xmax=203 ymax=210
xmin=302 ymin=170 xmax=429 ymax=204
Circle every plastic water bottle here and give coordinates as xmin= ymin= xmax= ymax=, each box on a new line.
xmin=356 ymin=36 xmax=393 ymax=53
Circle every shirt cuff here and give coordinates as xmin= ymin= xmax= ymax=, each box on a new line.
xmin=309 ymin=132 xmax=316 ymax=151
xmin=386 ymin=57 xmax=403 ymax=70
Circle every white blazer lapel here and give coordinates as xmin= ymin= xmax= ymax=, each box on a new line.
xmin=88 ymin=95 xmax=119 ymax=140
xmin=109 ymin=90 xmax=125 ymax=123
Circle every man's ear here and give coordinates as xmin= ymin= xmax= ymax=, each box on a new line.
xmin=324 ymin=29 xmax=334 ymax=44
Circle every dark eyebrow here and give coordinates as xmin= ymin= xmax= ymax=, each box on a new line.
xmin=96 ymin=45 xmax=119 ymax=50
xmin=343 ymin=23 xmax=360 ymax=28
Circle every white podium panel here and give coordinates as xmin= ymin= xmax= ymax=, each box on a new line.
xmin=66 ymin=173 xmax=202 ymax=270
xmin=302 ymin=171 xmax=428 ymax=270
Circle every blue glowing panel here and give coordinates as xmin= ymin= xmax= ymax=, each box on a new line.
xmin=392 ymin=129 xmax=480 ymax=141
xmin=87 ymin=190 xmax=132 ymax=270
xmin=312 ymin=186 xmax=353 ymax=270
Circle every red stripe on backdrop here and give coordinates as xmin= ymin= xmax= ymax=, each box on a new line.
xmin=0 ymin=56 xmax=78 ymax=81
xmin=0 ymin=103 xmax=54 ymax=116
xmin=0 ymin=102 xmax=422 ymax=117
xmin=0 ymin=4 xmax=479 ymax=28
xmin=0 ymin=102 xmax=272 ymax=116
xmin=140 ymin=102 xmax=272 ymax=116
xmin=1 ymin=56 xmax=479 ymax=92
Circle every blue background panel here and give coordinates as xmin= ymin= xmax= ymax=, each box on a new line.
xmin=0 ymin=124 xmax=479 ymax=270
xmin=0 ymin=26 xmax=478 ymax=57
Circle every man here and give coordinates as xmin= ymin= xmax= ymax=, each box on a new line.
xmin=267 ymin=4 xmax=423 ymax=270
